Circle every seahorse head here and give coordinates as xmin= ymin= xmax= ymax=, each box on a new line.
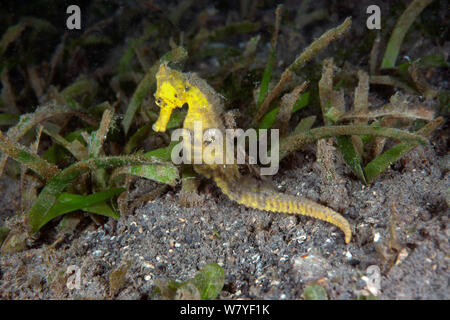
xmin=153 ymin=63 xmax=188 ymax=132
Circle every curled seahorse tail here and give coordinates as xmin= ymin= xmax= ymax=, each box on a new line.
xmin=213 ymin=175 xmax=352 ymax=244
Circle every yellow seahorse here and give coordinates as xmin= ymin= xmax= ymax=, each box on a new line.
xmin=152 ymin=63 xmax=351 ymax=243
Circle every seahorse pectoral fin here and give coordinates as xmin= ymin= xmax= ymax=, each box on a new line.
xmin=153 ymin=104 xmax=174 ymax=132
